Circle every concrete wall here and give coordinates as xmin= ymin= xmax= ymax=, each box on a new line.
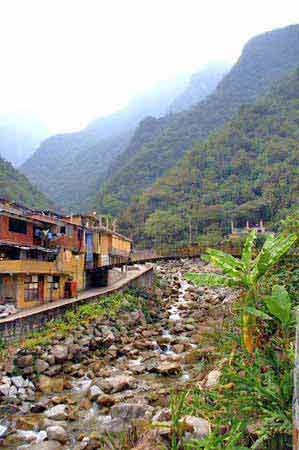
xmin=0 ymin=266 xmax=153 ymax=342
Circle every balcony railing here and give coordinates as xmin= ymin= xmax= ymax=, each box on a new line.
xmin=0 ymin=260 xmax=63 ymax=274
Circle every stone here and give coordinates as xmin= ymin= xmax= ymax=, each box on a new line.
xmin=155 ymin=361 xmax=182 ymax=375
xmin=15 ymin=354 xmax=33 ymax=368
xmin=51 ymin=345 xmax=68 ymax=362
xmin=36 ymin=359 xmax=50 ymax=373
xmin=106 ymin=375 xmax=133 ymax=393
xmin=88 ymin=384 xmax=103 ymax=401
xmin=0 ymin=383 xmax=10 ymax=397
xmin=44 ymin=404 xmax=68 ymax=421
xmin=111 ymin=403 xmax=152 ymax=420
xmin=205 ymin=369 xmax=221 ymax=388
xmin=96 ymin=394 xmax=115 ymax=407
xmin=23 ymin=442 xmax=62 ymax=450
xmin=8 ymin=385 xmax=18 ymax=398
xmin=0 ymin=424 xmax=8 ymax=438
xmin=152 ymin=408 xmax=171 ymax=422
xmin=39 ymin=376 xmax=64 ymax=394
xmin=11 ymin=375 xmax=26 ymax=389
xmin=181 ymin=415 xmax=210 ymax=439
xmin=46 ymin=425 xmax=68 ymax=443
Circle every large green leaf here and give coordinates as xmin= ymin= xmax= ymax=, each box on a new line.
xmin=241 ymin=230 xmax=256 ymax=268
xmin=205 ymin=248 xmax=244 ymax=280
xmin=264 ymin=284 xmax=291 ymax=325
xmin=251 ymin=233 xmax=297 ymax=281
xmin=244 ymin=306 xmax=272 ymax=321
xmin=185 ymin=272 xmax=235 ymax=287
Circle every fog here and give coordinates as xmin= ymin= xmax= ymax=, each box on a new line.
xmin=0 ymin=0 xmax=298 ymax=133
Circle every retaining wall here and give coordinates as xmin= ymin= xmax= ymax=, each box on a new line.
xmin=0 ymin=265 xmax=153 ymax=342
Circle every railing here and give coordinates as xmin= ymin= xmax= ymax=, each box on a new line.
xmin=0 ymin=260 xmax=58 ymax=274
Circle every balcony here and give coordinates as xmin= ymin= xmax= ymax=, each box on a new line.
xmin=0 ymin=260 xmax=61 ymax=274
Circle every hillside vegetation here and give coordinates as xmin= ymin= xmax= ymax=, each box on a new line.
xmin=21 ymin=76 xmax=189 ymax=212
xmin=0 ymin=156 xmax=51 ymax=209
xmin=118 ymin=68 xmax=299 ymax=245
xmin=96 ymin=24 xmax=299 ymax=217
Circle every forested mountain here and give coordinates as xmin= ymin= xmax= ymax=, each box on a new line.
xmin=118 ymin=68 xmax=299 ymax=244
xmin=0 ymin=112 xmax=49 ymax=166
xmin=21 ymin=75 xmax=189 ymax=212
xmin=96 ymin=24 xmax=299 ymax=217
xmin=0 ymin=156 xmax=51 ymax=209
xmin=169 ymin=61 xmax=231 ymax=113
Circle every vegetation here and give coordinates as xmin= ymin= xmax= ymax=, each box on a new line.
xmin=0 ymin=156 xmax=51 ymax=209
xmin=96 ymin=25 xmax=299 ymax=220
xmin=117 ymin=66 xmax=299 ymax=246
xmin=165 ymin=226 xmax=298 ymax=449
xmin=186 ymin=230 xmax=296 ymax=352
xmin=15 ymin=290 xmax=151 ymax=351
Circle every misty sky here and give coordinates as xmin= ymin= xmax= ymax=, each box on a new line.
xmin=0 ymin=0 xmax=298 ymax=133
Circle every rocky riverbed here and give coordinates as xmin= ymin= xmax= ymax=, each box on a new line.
xmin=0 ymin=259 xmax=238 ymax=449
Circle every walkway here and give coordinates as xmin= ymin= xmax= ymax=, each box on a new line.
xmin=0 ymin=264 xmax=152 ymax=325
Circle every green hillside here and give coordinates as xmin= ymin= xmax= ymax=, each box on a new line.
xmin=118 ymin=68 xmax=299 ymax=245
xmin=0 ymin=156 xmax=51 ymax=209
xmin=96 ymin=24 xmax=299 ymax=217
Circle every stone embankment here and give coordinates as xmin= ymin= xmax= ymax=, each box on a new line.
xmin=0 ymin=259 xmax=238 ymax=449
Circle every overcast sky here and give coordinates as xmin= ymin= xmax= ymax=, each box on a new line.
xmin=0 ymin=0 xmax=298 ymax=133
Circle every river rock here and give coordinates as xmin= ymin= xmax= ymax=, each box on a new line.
xmin=0 ymin=383 xmax=10 ymax=397
xmin=44 ymin=404 xmax=68 ymax=421
xmin=15 ymin=354 xmax=33 ymax=368
xmin=22 ymin=441 xmax=62 ymax=450
xmin=106 ymin=375 xmax=134 ymax=393
xmin=51 ymin=345 xmax=68 ymax=362
xmin=46 ymin=425 xmax=68 ymax=443
xmin=39 ymin=376 xmax=64 ymax=394
xmin=88 ymin=384 xmax=103 ymax=401
xmin=155 ymin=361 xmax=182 ymax=375
xmin=181 ymin=415 xmax=210 ymax=439
xmin=0 ymin=424 xmax=8 ymax=438
xmin=11 ymin=376 xmax=26 ymax=389
xmin=111 ymin=403 xmax=153 ymax=420
xmin=96 ymin=394 xmax=115 ymax=407
xmin=205 ymin=369 xmax=221 ymax=388
xmin=36 ymin=359 xmax=50 ymax=373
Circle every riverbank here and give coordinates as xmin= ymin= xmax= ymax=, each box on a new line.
xmin=0 ymin=258 xmax=240 ymax=449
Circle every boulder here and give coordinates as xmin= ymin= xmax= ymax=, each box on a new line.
xmin=11 ymin=376 xmax=26 ymax=389
xmin=205 ymin=369 xmax=221 ymax=388
xmin=23 ymin=442 xmax=62 ymax=450
xmin=46 ymin=425 xmax=68 ymax=443
xmin=111 ymin=403 xmax=152 ymax=420
xmin=51 ymin=345 xmax=68 ymax=362
xmin=181 ymin=415 xmax=210 ymax=439
xmin=88 ymin=384 xmax=103 ymax=401
xmin=155 ymin=361 xmax=182 ymax=375
xmin=44 ymin=404 xmax=68 ymax=421
xmin=15 ymin=354 xmax=33 ymax=368
xmin=96 ymin=394 xmax=115 ymax=407
xmin=106 ymin=375 xmax=134 ymax=393
xmin=39 ymin=376 xmax=64 ymax=394
xmin=35 ymin=359 xmax=50 ymax=373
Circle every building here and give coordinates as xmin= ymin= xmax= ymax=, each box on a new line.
xmin=0 ymin=199 xmax=132 ymax=313
xmin=230 ymin=219 xmax=266 ymax=237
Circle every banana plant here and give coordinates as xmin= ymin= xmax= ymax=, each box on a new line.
xmin=185 ymin=230 xmax=297 ymax=353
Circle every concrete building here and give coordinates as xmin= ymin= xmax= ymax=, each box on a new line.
xmin=0 ymin=199 xmax=132 ymax=313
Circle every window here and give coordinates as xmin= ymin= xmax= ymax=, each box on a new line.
xmin=24 ymin=275 xmax=39 ymax=302
xmin=78 ymin=228 xmax=83 ymax=240
xmin=66 ymin=225 xmax=73 ymax=237
xmin=60 ymin=226 xmax=66 ymax=234
xmin=9 ymin=218 xmax=27 ymax=234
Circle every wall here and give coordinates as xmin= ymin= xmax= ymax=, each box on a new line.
xmin=0 ymin=215 xmax=34 ymax=246
xmin=0 ymin=266 xmax=153 ymax=341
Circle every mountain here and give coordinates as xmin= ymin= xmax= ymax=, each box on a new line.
xmin=0 ymin=156 xmax=51 ymax=209
xmin=0 ymin=112 xmax=49 ymax=166
xmin=118 ymin=68 xmax=299 ymax=244
xmin=169 ymin=61 xmax=231 ymax=113
xmin=21 ymin=75 xmax=189 ymax=212
xmin=95 ymin=24 xmax=299 ymax=217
